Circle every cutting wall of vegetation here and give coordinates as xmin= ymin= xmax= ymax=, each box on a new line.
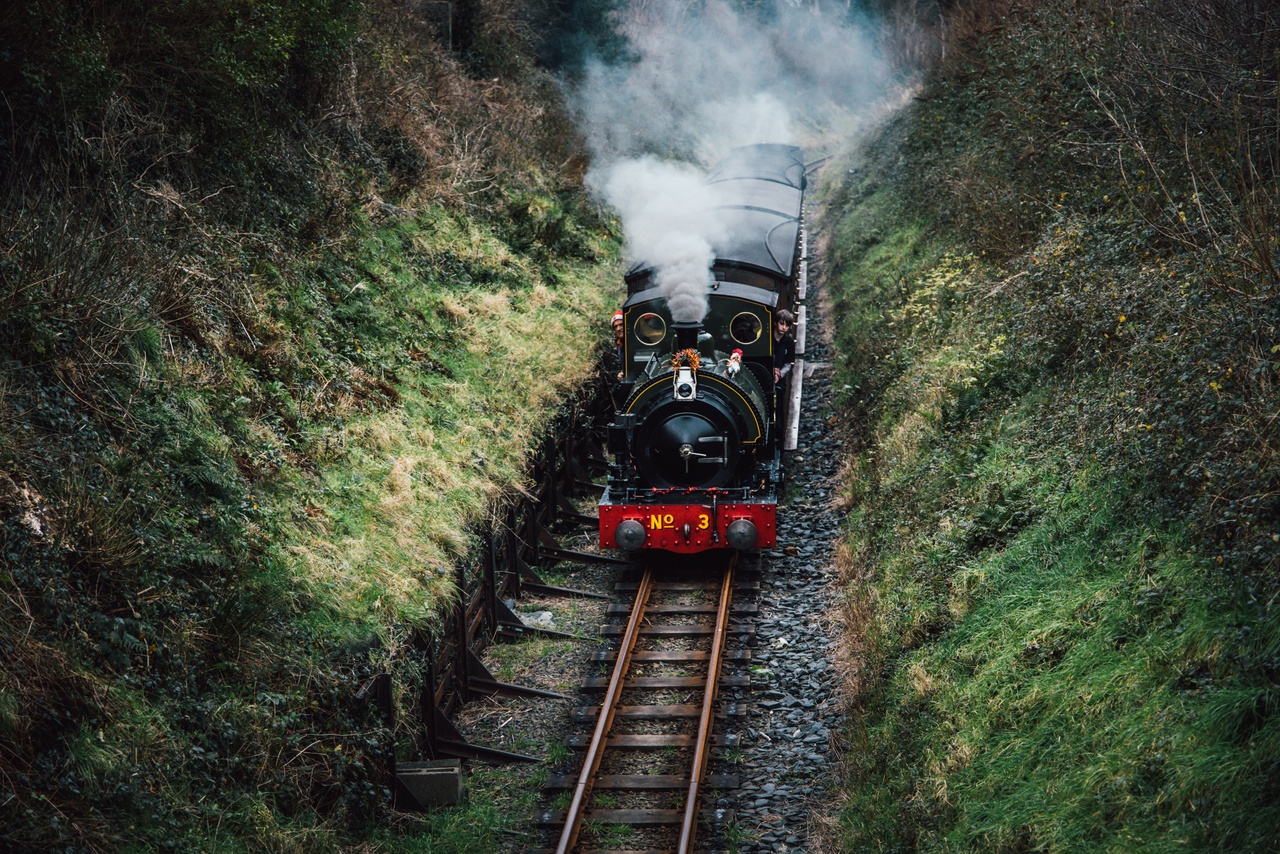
xmin=0 ymin=1 xmax=621 ymax=848
xmin=828 ymin=1 xmax=1279 ymax=849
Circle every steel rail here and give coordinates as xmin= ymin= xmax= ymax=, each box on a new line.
xmin=677 ymin=558 xmax=736 ymax=854
xmin=555 ymin=566 xmax=654 ymax=853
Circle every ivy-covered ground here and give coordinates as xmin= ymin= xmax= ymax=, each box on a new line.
xmin=823 ymin=1 xmax=1279 ymax=851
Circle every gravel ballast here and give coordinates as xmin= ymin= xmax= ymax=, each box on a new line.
xmin=713 ymin=291 xmax=845 ymax=853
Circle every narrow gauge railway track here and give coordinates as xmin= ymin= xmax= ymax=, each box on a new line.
xmin=529 ymin=556 xmax=756 ymax=853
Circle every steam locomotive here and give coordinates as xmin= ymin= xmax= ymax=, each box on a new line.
xmin=599 ymin=144 xmax=806 ymax=554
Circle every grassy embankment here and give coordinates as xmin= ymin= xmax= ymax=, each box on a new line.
xmin=824 ymin=2 xmax=1278 ymax=850
xmin=0 ymin=1 xmax=619 ymax=850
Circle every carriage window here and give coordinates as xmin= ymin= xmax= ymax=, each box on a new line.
xmin=634 ymin=313 xmax=667 ymax=345
xmin=730 ymin=312 xmax=762 ymax=345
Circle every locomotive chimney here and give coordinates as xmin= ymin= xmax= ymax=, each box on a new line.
xmin=672 ymin=321 xmax=701 ymax=351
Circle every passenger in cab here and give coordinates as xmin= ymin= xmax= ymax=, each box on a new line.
xmin=772 ymin=309 xmax=795 ymax=383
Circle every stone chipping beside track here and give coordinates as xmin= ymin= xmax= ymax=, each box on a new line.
xmin=712 ymin=302 xmax=845 ymax=853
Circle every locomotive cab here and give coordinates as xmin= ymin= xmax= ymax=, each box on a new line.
xmin=616 ymin=285 xmax=782 ymax=414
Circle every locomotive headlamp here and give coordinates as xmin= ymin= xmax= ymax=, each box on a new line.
xmin=674 ymin=366 xmax=697 ymax=400
xmin=726 ymin=518 xmax=758 ymax=550
xmin=615 ymin=519 xmax=647 ymax=551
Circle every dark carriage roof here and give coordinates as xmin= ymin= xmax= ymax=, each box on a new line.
xmin=625 ymin=144 xmax=805 ymax=288
xmin=704 ymin=143 xmax=806 ymax=190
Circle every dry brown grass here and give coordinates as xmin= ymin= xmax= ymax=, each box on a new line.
xmin=809 ymin=535 xmax=881 ymax=854
xmin=356 ymin=0 xmax=583 ymax=210
xmin=830 ymin=537 xmax=877 ymax=709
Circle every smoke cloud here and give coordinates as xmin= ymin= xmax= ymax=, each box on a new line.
xmin=572 ymin=0 xmax=890 ymax=323
xmin=598 ymin=157 xmax=729 ymax=322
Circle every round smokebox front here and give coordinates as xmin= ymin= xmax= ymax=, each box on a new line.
xmin=634 ymin=399 xmax=738 ymax=488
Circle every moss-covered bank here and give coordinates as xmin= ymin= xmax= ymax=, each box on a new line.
xmin=825 ymin=1 xmax=1279 ymax=850
xmin=1 ymin=1 xmax=618 ymax=849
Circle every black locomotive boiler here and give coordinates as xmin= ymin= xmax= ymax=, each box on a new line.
xmin=599 ymin=143 xmax=807 ymax=554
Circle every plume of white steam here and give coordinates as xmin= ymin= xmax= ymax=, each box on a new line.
xmin=574 ymin=0 xmax=889 ymax=164
xmin=573 ymin=0 xmax=892 ymax=324
xmin=596 ymin=158 xmax=728 ymax=322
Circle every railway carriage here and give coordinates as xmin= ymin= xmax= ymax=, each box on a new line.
xmin=599 ymin=144 xmax=807 ymax=554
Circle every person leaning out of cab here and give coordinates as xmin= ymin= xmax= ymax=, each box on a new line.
xmin=772 ymin=309 xmax=795 ymax=384
xmin=611 ymin=310 xmax=625 ymax=380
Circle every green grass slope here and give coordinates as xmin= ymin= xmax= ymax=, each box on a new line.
xmin=825 ymin=2 xmax=1279 ymax=850
xmin=0 ymin=1 xmax=617 ymax=849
